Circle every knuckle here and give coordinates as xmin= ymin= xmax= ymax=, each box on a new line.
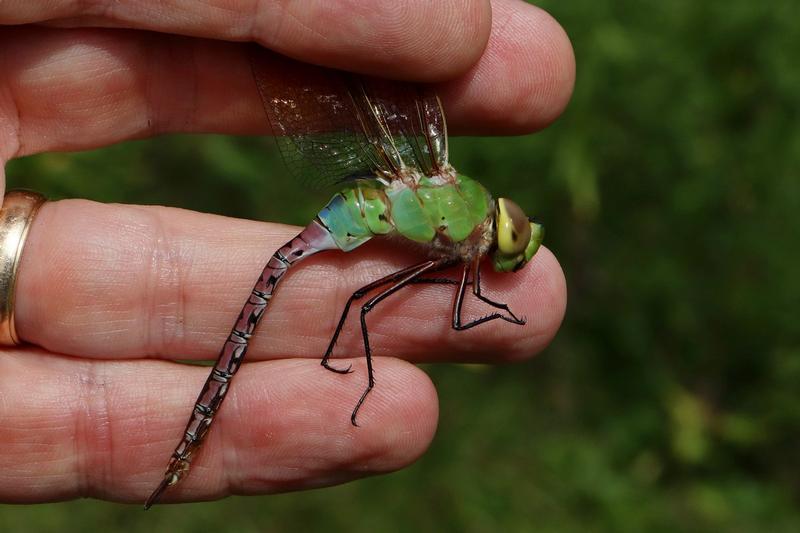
xmin=140 ymin=208 xmax=188 ymax=356
xmin=74 ymin=360 xmax=113 ymax=497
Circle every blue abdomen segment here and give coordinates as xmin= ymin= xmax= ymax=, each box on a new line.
xmin=317 ymin=188 xmax=375 ymax=251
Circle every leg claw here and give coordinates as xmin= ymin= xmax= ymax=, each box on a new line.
xmin=503 ymin=313 xmax=526 ymax=326
xmin=322 ymin=361 xmax=353 ymax=374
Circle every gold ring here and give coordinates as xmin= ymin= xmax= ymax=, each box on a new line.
xmin=0 ymin=190 xmax=46 ymax=346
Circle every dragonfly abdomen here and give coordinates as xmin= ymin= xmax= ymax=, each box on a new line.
xmin=316 ymin=185 xmax=389 ymax=251
xmin=145 ymin=221 xmax=337 ymax=509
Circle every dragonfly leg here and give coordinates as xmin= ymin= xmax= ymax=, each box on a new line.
xmin=451 ymin=261 xmax=525 ymax=331
xmin=321 ymin=261 xmax=435 ymax=374
xmin=470 ymin=258 xmax=526 ymax=325
xmin=350 ymin=258 xmax=450 ymax=426
xmin=409 ymin=276 xmax=467 ymax=286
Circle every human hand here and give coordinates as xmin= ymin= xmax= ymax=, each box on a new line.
xmin=0 ymin=0 xmax=572 ymax=505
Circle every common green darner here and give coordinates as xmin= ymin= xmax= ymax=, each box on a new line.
xmin=145 ymin=47 xmax=544 ymax=509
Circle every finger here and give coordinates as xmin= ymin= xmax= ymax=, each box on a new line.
xmin=16 ymin=200 xmax=567 ymax=363
xmin=0 ymin=348 xmax=437 ymax=504
xmin=0 ymin=0 xmax=491 ymax=82
xmin=439 ymin=0 xmax=575 ymax=134
xmin=0 ymin=5 xmax=574 ymax=158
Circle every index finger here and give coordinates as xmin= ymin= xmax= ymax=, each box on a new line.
xmin=0 ymin=0 xmax=492 ymax=82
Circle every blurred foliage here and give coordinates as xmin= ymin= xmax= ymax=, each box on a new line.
xmin=3 ymin=0 xmax=800 ymax=531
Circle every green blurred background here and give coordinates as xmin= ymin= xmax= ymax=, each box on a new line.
xmin=3 ymin=0 xmax=799 ymax=531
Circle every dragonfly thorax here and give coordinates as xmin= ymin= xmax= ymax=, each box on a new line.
xmin=315 ymin=172 xmax=497 ymax=261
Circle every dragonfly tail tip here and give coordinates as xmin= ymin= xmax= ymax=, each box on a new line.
xmin=143 ymin=476 xmax=172 ymax=510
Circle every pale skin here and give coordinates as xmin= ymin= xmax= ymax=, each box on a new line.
xmin=0 ymin=0 xmax=573 ymax=504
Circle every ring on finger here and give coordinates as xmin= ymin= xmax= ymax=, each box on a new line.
xmin=0 ymin=189 xmax=47 ymax=346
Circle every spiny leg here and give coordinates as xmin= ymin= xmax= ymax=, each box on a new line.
xmin=410 ymin=277 xmax=470 ymax=286
xmin=350 ymin=258 xmax=450 ymax=425
xmin=321 ymin=261 xmax=458 ymax=373
xmin=470 ymin=257 xmax=525 ymax=325
xmin=321 ymin=261 xmax=437 ymax=373
xmin=452 ymin=263 xmax=507 ymax=331
xmin=451 ymin=262 xmax=525 ymax=331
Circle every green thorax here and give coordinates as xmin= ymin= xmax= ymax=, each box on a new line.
xmin=317 ymin=173 xmax=494 ymax=251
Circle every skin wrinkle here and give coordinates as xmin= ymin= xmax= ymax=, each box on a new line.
xmin=149 ymin=208 xmax=180 ymax=356
xmin=71 ymin=359 xmax=91 ymax=498
xmin=141 ymin=206 xmax=185 ymax=357
xmin=492 ymin=2 xmax=516 ymax=41
xmin=283 ymin=1 xmax=330 ymax=46
xmin=83 ymin=360 xmax=114 ymax=499
xmin=174 ymin=230 xmax=191 ymax=358
xmin=248 ymin=0 xmax=282 ymax=47
xmin=245 ymin=0 xmax=263 ymax=52
xmin=73 ymin=363 xmax=87 ymax=497
xmin=75 ymin=205 xmax=152 ymax=352
xmin=255 ymin=0 xmax=321 ymax=53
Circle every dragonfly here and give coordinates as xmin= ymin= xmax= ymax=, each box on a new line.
xmin=144 ymin=47 xmax=544 ymax=509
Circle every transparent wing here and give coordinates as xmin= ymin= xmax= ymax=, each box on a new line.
xmin=250 ymin=47 xmax=450 ymax=188
xmin=346 ymin=76 xmax=449 ymax=177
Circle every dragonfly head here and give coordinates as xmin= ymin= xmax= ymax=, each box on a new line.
xmin=491 ymin=198 xmax=544 ymax=273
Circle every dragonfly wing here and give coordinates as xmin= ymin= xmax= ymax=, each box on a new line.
xmin=251 ymin=48 xmax=385 ymax=187
xmin=250 ymin=47 xmax=450 ymax=187
xmin=349 ymin=78 xmax=450 ymax=177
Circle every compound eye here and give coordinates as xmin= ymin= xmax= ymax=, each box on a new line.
xmin=496 ymin=198 xmax=531 ymax=255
